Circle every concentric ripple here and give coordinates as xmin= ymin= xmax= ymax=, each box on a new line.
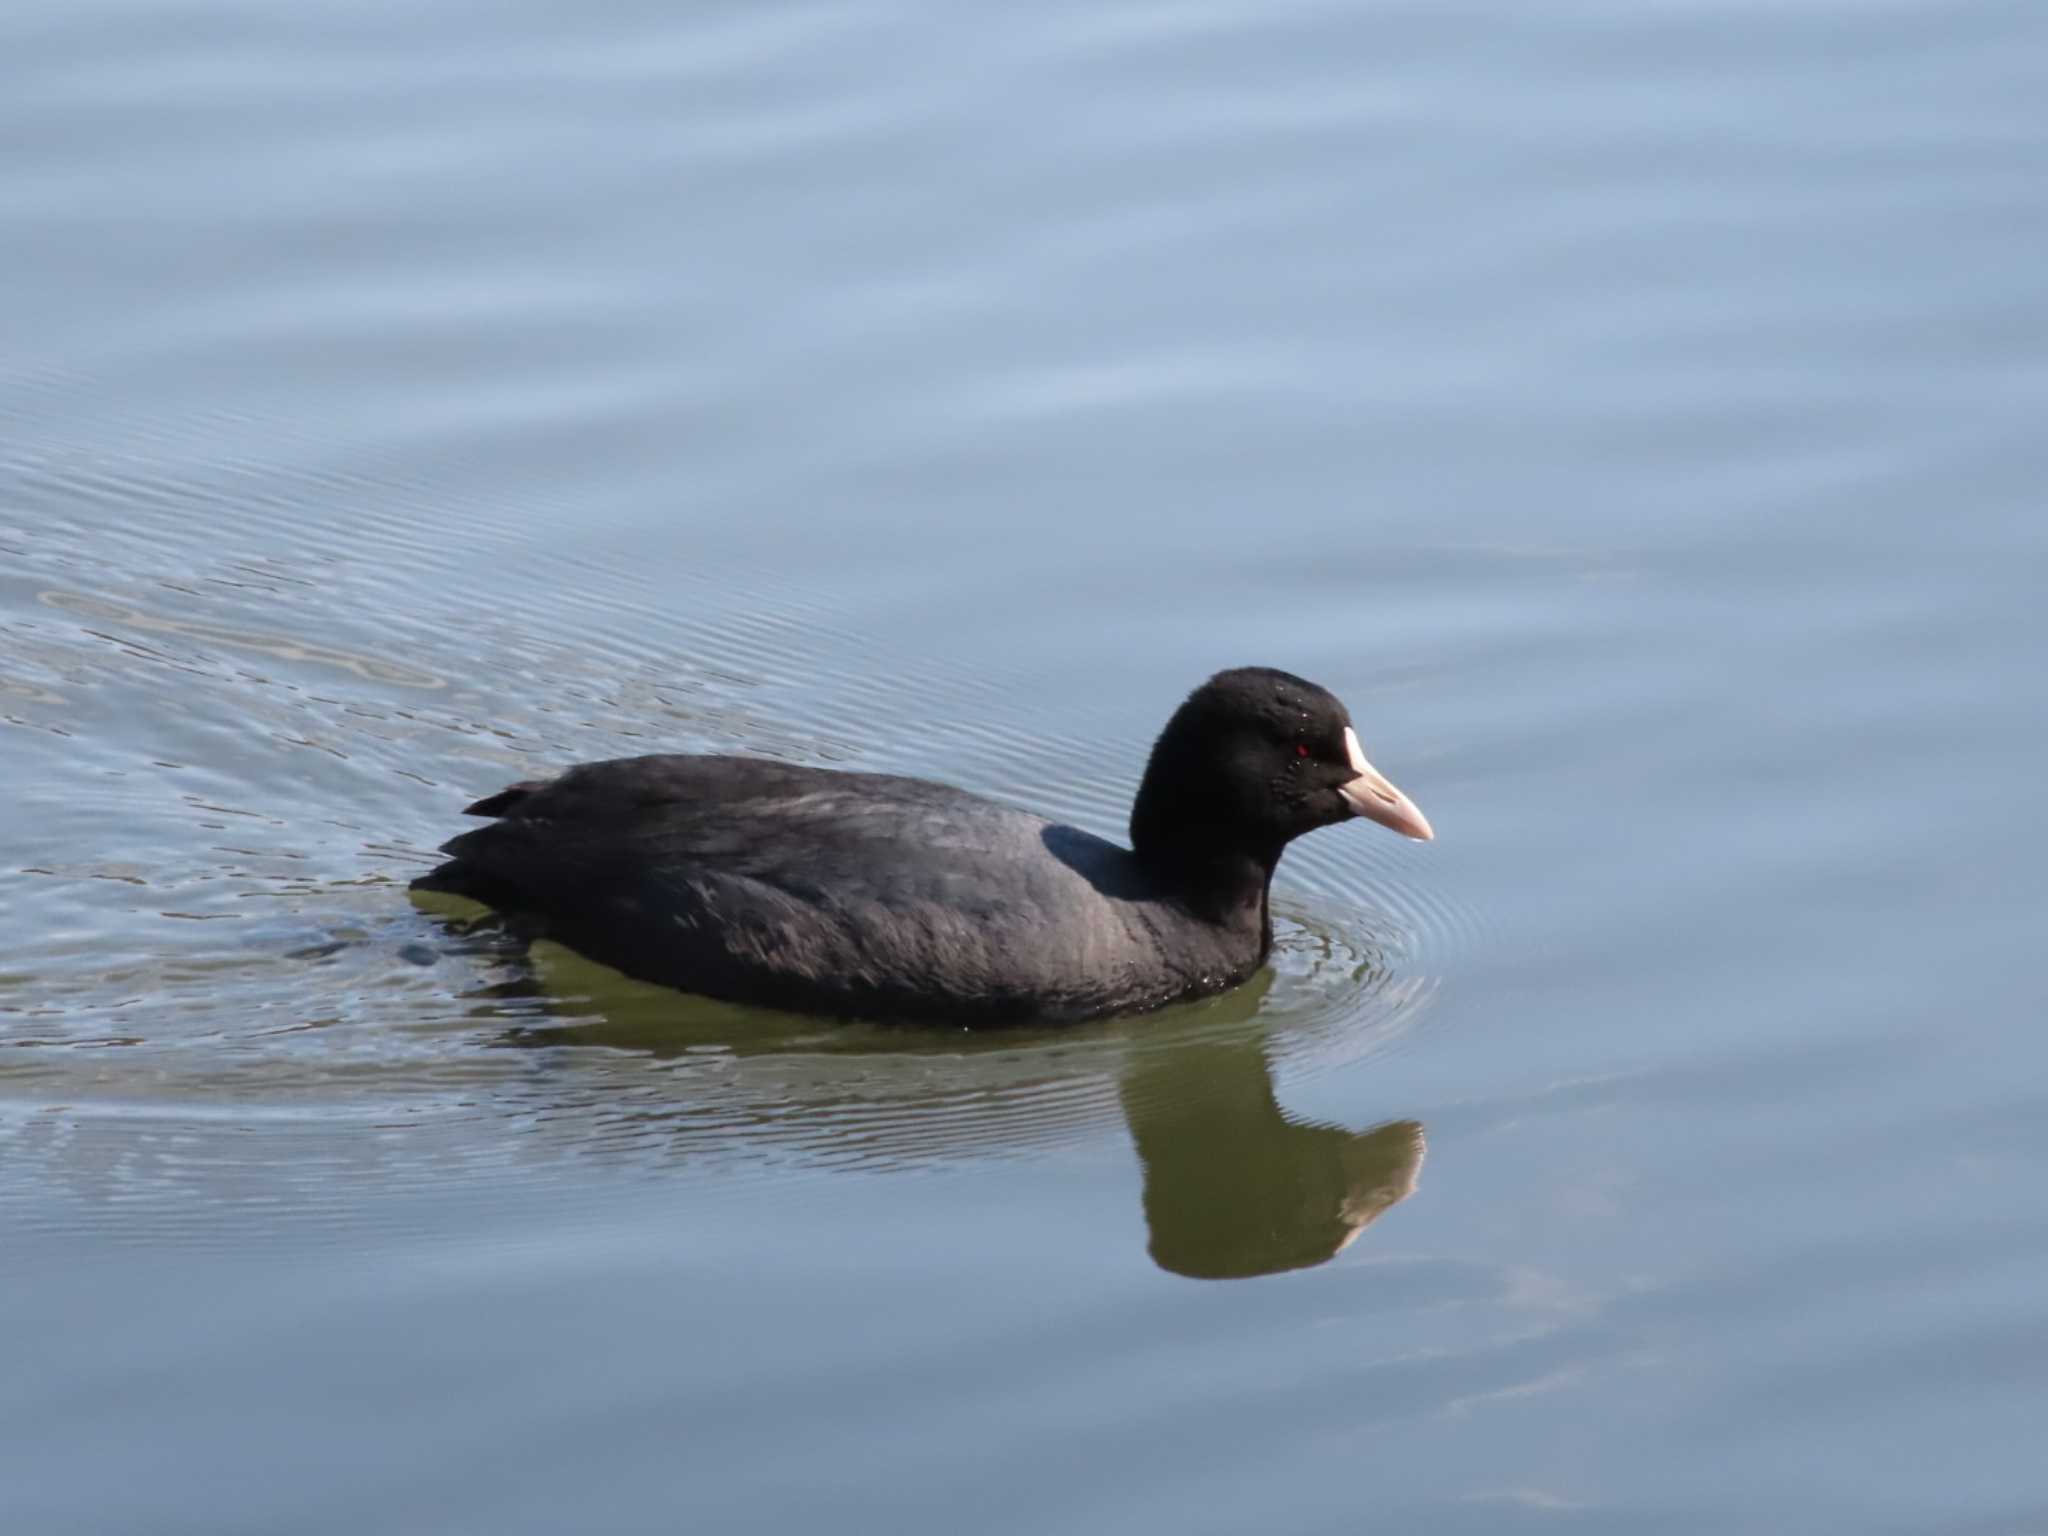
xmin=1 ymin=379 xmax=1482 ymax=1217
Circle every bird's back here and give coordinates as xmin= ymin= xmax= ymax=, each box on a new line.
xmin=413 ymin=755 xmax=1247 ymax=1022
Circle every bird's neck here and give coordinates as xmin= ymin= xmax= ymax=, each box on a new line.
xmin=1134 ymin=839 xmax=1278 ymax=950
xmin=1130 ymin=762 xmax=1283 ymax=949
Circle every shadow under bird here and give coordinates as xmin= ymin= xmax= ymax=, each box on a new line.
xmin=411 ymin=666 xmax=1433 ymax=1025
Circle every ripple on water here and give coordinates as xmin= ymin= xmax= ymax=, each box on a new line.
xmin=1 ymin=383 xmax=1480 ymax=1226
xmin=37 ymin=590 xmax=449 ymax=691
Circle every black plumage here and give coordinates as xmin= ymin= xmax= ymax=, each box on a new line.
xmin=412 ymin=667 xmax=1432 ymax=1024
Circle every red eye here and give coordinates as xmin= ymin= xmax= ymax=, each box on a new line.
xmin=1295 ymin=743 xmax=1311 ymax=758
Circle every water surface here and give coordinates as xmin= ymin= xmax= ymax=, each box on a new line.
xmin=5 ymin=0 xmax=2047 ymax=1531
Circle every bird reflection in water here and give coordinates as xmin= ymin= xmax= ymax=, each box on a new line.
xmin=1120 ymin=1034 xmax=1422 ymax=1279
xmin=462 ymin=932 xmax=1425 ymax=1281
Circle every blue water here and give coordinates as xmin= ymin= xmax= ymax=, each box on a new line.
xmin=4 ymin=1 xmax=2046 ymax=1530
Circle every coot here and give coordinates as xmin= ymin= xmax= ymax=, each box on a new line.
xmin=411 ymin=666 xmax=1432 ymax=1024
